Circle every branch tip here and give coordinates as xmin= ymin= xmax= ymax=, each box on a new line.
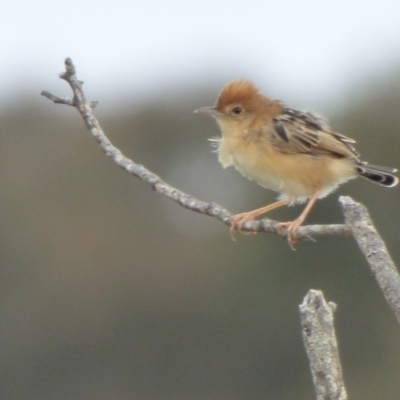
xmin=328 ymin=302 xmax=337 ymax=312
xmin=64 ymin=57 xmax=75 ymax=73
xmin=41 ymin=90 xmax=74 ymax=106
xmin=89 ymin=100 xmax=99 ymax=110
xmin=300 ymin=289 xmax=347 ymax=400
xmin=59 ymin=57 xmax=76 ymax=81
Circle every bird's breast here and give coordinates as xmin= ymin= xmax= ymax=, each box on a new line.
xmin=217 ymin=135 xmax=356 ymax=200
xmin=218 ymin=135 xmax=288 ymax=192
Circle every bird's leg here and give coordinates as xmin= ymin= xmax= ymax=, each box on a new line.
xmin=230 ymin=199 xmax=289 ymax=239
xmin=276 ymin=190 xmax=321 ymax=249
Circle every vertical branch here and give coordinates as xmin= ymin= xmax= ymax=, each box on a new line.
xmin=339 ymin=196 xmax=400 ymax=325
xmin=299 ymin=290 xmax=347 ymax=400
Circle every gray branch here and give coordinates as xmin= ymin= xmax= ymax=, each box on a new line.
xmin=41 ymin=58 xmax=400 ymax=322
xmin=40 ymin=58 xmax=352 ymax=242
xmin=340 ymin=196 xmax=400 ymax=324
xmin=300 ymin=290 xmax=347 ymax=400
xmin=41 ymin=57 xmax=400 ymax=400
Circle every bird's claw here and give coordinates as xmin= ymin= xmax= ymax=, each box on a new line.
xmin=229 ymin=213 xmax=258 ymax=240
xmin=276 ymin=220 xmax=303 ymax=250
xmin=230 ymin=214 xmax=306 ymax=250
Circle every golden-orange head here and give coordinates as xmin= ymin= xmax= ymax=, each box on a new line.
xmin=215 ymin=80 xmax=261 ymax=111
xmin=195 ymin=80 xmax=283 ymax=130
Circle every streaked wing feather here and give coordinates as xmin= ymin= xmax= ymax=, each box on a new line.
xmin=269 ymin=109 xmax=359 ymax=159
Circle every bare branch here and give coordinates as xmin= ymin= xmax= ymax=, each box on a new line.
xmin=340 ymin=196 xmax=400 ymax=324
xmin=40 ymin=91 xmax=74 ymax=106
xmin=38 ymin=58 xmax=355 ymax=242
xmin=41 ymin=56 xmax=400 ymax=400
xmin=300 ymin=290 xmax=347 ymax=400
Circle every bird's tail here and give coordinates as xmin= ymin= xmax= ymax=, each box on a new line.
xmin=356 ymin=163 xmax=398 ymax=187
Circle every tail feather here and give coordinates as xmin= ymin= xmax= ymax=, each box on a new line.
xmin=356 ymin=164 xmax=398 ymax=187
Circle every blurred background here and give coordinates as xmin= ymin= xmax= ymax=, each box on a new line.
xmin=2 ymin=0 xmax=400 ymax=399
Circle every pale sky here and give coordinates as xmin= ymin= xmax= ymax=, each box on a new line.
xmin=2 ymin=0 xmax=400 ymax=109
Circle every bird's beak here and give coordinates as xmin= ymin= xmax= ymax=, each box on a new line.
xmin=194 ymin=107 xmax=221 ymax=116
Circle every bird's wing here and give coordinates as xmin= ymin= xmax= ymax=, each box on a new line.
xmin=268 ymin=109 xmax=359 ymax=159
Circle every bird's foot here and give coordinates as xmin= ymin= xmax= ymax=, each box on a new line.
xmin=276 ymin=219 xmax=304 ymax=250
xmin=229 ymin=212 xmax=258 ymax=240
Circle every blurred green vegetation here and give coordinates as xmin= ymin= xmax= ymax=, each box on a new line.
xmin=1 ymin=73 xmax=400 ymax=400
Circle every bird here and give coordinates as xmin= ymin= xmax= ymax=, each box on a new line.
xmin=194 ymin=79 xmax=398 ymax=248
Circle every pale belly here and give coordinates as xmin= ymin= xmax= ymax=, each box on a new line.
xmin=218 ymin=139 xmax=357 ymax=202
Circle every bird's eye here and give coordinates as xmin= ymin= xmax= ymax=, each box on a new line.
xmin=231 ymin=106 xmax=243 ymax=115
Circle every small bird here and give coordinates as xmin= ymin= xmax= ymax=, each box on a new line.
xmin=195 ymin=80 xmax=398 ymax=247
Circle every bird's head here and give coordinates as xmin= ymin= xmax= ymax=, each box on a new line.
xmin=195 ymin=80 xmax=283 ymax=131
